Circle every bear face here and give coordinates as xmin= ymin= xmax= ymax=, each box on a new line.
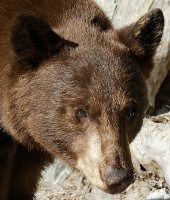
xmin=0 ymin=0 xmax=164 ymax=194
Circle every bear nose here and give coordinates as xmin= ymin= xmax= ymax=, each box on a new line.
xmin=105 ymin=168 xmax=135 ymax=194
xmin=101 ymin=155 xmax=135 ymax=194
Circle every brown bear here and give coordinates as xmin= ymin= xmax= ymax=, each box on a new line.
xmin=0 ymin=0 xmax=164 ymax=199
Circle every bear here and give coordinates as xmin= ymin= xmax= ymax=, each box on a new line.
xmin=0 ymin=0 xmax=164 ymax=199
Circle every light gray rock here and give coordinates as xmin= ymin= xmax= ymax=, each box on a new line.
xmin=91 ymin=186 xmax=120 ymax=200
xmin=146 ymin=188 xmax=170 ymax=200
xmin=38 ymin=160 xmax=72 ymax=188
xmin=131 ymin=112 xmax=170 ymax=188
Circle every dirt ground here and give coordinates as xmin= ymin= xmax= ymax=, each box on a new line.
xmin=35 ymin=72 xmax=170 ymax=200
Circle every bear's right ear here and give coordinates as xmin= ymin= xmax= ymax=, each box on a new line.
xmin=11 ymin=13 xmax=77 ymax=68
xmin=117 ymin=9 xmax=164 ymax=78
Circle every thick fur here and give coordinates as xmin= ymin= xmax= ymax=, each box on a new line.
xmin=0 ymin=0 xmax=164 ymax=199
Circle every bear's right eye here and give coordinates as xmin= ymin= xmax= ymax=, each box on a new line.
xmin=127 ymin=107 xmax=137 ymax=121
xmin=75 ymin=109 xmax=87 ymax=120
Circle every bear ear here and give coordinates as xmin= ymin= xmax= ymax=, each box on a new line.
xmin=11 ymin=13 xmax=78 ymax=68
xmin=117 ymin=9 xmax=164 ymax=78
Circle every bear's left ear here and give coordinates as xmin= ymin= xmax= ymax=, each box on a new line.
xmin=117 ymin=9 xmax=164 ymax=78
xmin=11 ymin=13 xmax=78 ymax=68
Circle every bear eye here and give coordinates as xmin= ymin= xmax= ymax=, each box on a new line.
xmin=76 ymin=109 xmax=87 ymax=120
xmin=127 ymin=108 xmax=137 ymax=121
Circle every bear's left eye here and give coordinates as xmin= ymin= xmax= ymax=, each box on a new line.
xmin=127 ymin=108 xmax=137 ymax=121
xmin=76 ymin=109 xmax=87 ymax=120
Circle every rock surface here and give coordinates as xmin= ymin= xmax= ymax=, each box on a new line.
xmin=146 ymin=188 xmax=170 ymax=200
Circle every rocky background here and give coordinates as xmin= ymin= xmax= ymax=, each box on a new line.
xmin=35 ymin=0 xmax=170 ymax=199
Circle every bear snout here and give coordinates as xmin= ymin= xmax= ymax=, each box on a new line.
xmin=100 ymin=155 xmax=135 ymax=194
xmin=102 ymin=168 xmax=135 ymax=194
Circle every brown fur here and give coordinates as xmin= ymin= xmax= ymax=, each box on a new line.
xmin=0 ymin=0 xmax=164 ymax=199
